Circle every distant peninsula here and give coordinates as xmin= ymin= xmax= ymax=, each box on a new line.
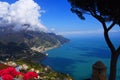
xmin=0 ymin=27 xmax=69 ymax=61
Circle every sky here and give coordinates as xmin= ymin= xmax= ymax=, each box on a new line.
xmin=0 ymin=0 xmax=120 ymax=36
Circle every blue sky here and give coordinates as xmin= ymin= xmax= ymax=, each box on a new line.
xmin=1 ymin=0 xmax=120 ymax=36
xmin=36 ymin=0 xmax=119 ymax=36
xmin=37 ymin=0 xmax=102 ymax=33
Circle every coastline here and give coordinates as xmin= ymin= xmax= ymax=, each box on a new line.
xmin=30 ymin=44 xmax=60 ymax=62
xmin=31 ymin=41 xmax=61 ymax=56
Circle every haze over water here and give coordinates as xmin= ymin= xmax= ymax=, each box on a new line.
xmin=41 ymin=33 xmax=120 ymax=80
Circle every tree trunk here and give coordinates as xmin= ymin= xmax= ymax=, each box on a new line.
xmin=109 ymin=53 xmax=119 ymax=80
xmin=102 ymin=23 xmax=119 ymax=80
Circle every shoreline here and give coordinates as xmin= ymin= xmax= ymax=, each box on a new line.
xmin=31 ymin=42 xmax=61 ymax=56
xmin=30 ymin=45 xmax=59 ymax=58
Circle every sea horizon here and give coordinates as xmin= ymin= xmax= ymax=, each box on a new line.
xmin=41 ymin=33 xmax=120 ymax=80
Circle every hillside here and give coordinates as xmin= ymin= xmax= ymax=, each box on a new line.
xmin=0 ymin=59 xmax=73 ymax=80
xmin=0 ymin=27 xmax=69 ymax=60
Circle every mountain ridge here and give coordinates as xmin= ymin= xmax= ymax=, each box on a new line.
xmin=0 ymin=27 xmax=69 ymax=60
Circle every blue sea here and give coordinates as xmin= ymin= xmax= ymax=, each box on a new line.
xmin=41 ymin=34 xmax=120 ymax=80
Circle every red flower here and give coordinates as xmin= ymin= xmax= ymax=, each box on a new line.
xmin=23 ymin=71 xmax=38 ymax=80
xmin=0 ymin=67 xmax=38 ymax=80
xmin=2 ymin=74 xmax=13 ymax=80
xmin=0 ymin=69 xmax=9 ymax=76
xmin=6 ymin=67 xmax=18 ymax=77
xmin=0 ymin=67 xmax=20 ymax=78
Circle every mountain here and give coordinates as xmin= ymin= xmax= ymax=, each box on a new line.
xmin=0 ymin=27 xmax=69 ymax=60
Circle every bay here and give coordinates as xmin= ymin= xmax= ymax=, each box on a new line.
xmin=41 ymin=34 xmax=120 ymax=80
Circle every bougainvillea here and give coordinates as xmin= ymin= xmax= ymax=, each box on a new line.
xmin=0 ymin=67 xmax=18 ymax=77
xmin=2 ymin=74 xmax=13 ymax=80
xmin=0 ymin=67 xmax=38 ymax=80
xmin=23 ymin=71 xmax=38 ymax=80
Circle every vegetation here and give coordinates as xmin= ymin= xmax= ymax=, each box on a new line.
xmin=0 ymin=27 xmax=69 ymax=60
xmin=0 ymin=59 xmax=72 ymax=80
xmin=0 ymin=41 xmax=44 ymax=61
xmin=15 ymin=59 xmax=73 ymax=80
xmin=68 ymin=0 xmax=120 ymax=80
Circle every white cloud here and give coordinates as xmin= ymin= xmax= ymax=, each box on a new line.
xmin=51 ymin=28 xmax=55 ymax=31
xmin=0 ymin=0 xmax=47 ymax=31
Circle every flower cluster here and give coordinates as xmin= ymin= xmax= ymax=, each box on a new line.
xmin=24 ymin=71 xmax=38 ymax=80
xmin=0 ymin=67 xmax=38 ymax=80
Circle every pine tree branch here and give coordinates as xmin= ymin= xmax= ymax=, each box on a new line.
xmin=107 ymin=22 xmax=116 ymax=31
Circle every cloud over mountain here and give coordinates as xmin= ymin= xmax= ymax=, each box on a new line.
xmin=0 ymin=0 xmax=47 ymax=31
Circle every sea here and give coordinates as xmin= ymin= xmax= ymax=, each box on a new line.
xmin=41 ymin=33 xmax=120 ymax=80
